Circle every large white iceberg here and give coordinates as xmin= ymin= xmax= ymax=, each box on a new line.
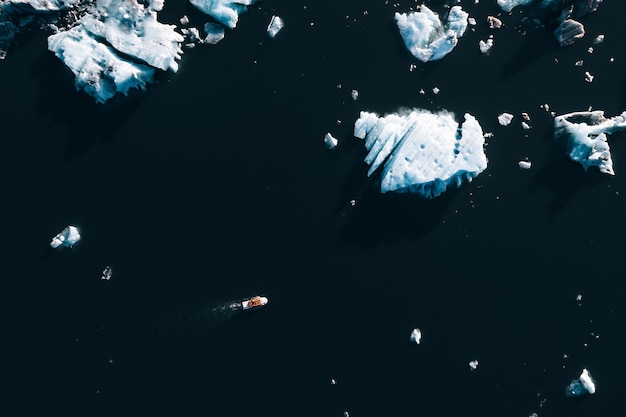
xmin=190 ymin=0 xmax=259 ymax=29
xmin=47 ymin=0 xmax=183 ymax=103
xmin=354 ymin=109 xmax=488 ymax=198
xmin=554 ymin=110 xmax=626 ymax=175
xmin=395 ymin=5 xmax=468 ymax=62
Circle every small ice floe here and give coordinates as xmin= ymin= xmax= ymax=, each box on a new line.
xmin=540 ymin=103 xmax=550 ymax=112
xmin=575 ymin=60 xmax=584 ymax=66
xmin=521 ymin=121 xmax=531 ymax=130
xmin=487 ymin=16 xmax=502 ymax=29
xmin=50 ymin=225 xmax=81 ymax=249
xmin=521 ymin=112 xmax=531 ymax=122
xmin=324 ymin=133 xmax=338 ymax=149
xmin=587 ymin=46 xmax=594 ymax=54
xmin=498 ymin=112 xmax=514 ymax=126
xmin=101 ymin=266 xmax=113 ymax=281
xmin=351 ymin=89 xmax=359 ymax=100
xmin=432 ymin=86 xmax=440 ymax=94
xmin=409 ymin=328 xmax=422 ymax=344
xmin=267 ymin=15 xmax=284 ymax=38
xmin=469 ymin=360 xmax=479 ymax=370
xmin=593 ymin=34 xmax=605 ymax=44
xmin=479 ymin=36 xmax=493 ymax=54
xmin=584 ymin=71 xmax=594 ymax=83
xmin=330 ymin=378 xmax=337 ymax=385
xmin=203 ymin=22 xmax=225 ymax=45
xmin=518 ymin=160 xmax=532 ymax=169
xmin=566 ymin=369 xmax=596 ymax=397
xmin=180 ymin=15 xmax=190 ymax=26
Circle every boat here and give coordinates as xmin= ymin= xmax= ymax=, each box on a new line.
xmin=242 ymin=296 xmax=268 ymax=310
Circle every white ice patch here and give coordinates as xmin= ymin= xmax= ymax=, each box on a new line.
xmin=395 ymin=5 xmax=468 ymax=62
xmin=354 ymin=109 xmax=488 ymax=198
xmin=518 ymin=160 xmax=532 ymax=169
xmin=267 ymin=15 xmax=283 ymax=38
xmin=479 ymin=36 xmax=493 ymax=53
xmin=190 ymin=0 xmax=259 ymax=29
xmin=554 ymin=110 xmax=626 ymax=175
xmin=50 ymin=225 xmax=81 ymax=248
xmin=497 ymin=0 xmax=533 ymax=13
xmin=469 ymin=360 xmax=479 ymax=370
xmin=498 ymin=112 xmax=514 ymax=126
xmin=324 ymin=132 xmax=338 ymax=149
xmin=566 ymin=368 xmax=596 ymax=397
xmin=410 ymin=328 xmax=422 ymax=344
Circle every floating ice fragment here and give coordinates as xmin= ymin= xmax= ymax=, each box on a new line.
xmin=518 ymin=160 xmax=532 ymax=169
xmin=566 ymin=369 xmax=596 ymax=397
xmin=469 ymin=360 xmax=479 ymax=370
xmin=593 ymin=34 xmax=604 ymax=44
xmin=203 ymin=22 xmax=225 ymax=44
xmin=267 ymin=15 xmax=283 ymax=38
xmin=497 ymin=0 xmax=533 ymax=13
xmin=101 ymin=266 xmax=113 ymax=281
xmin=521 ymin=121 xmax=531 ymax=130
xmin=351 ymin=89 xmax=359 ymax=100
xmin=554 ymin=19 xmax=585 ymax=46
xmin=395 ymin=5 xmax=468 ymax=62
xmin=50 ymin=225 xmax=81 ymax=248
xmin=354 ymin=109 xmax=488 ymax=198
xmin=180 ymin=15 xmax=190 ymax=25
xmin=487 ymin=16 xmax=502 ymax=29
xmin=190 ymin=0 xmax=259 ymax=29
xmin=410 ymin=328 xmax=422 ymax=344
xmin=324 ymin=133 xmax=338 ymax=149
xmin=554 ymin=110 xmax=626 ymax=175
xmin=498 ymin=112 xmax=514 ymax=126
xmin=584 ymin=71 xmax=594 ymax=82
xmin=479 ymin=36 xmax=493 ymax=53
xmin=330 ymin=378 xmax=337 ymax=385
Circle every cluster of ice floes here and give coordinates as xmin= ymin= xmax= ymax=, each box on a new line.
xmin=395 ymin=5 xmax=468 ymax=62
xmin=47 ymin=0 xmax=182 ymax=103
xmin=498 ymin=0 xmax=604 ymax=46
xmin=554 ymin=110 xmax=626 ymax=175
xmin=354 ymin=109 xmax=487 ymax=198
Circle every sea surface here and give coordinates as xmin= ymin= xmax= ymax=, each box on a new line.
xmin=1 ymin=1 xmax=625 ymax=416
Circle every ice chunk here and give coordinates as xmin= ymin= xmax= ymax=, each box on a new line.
xmin=469 ymin=360 xmax=479 ymax=370
xmin=354 ymin=109 xmax=488 ymax=198
xmin=190 ymin=0 xmax=259 ymax=29
xmin=101 ymin=266 xmax=113 ymax=281
xmin=518 ymin=160 xmax=532 ymax=169
xmin=479 ymin=36 xmax=493 ymax=54
xmin=566 ymin=369 xmax=596 ymax=397
xmin=50 ymin=225 xmax=81 ymax=248
xmin=409 ymin=328 xmax=422 ymax=344
xmin=584 ymin=71 xmax=594 ymax=82
xmin=498 ymin=113 xmax=514 ymax=126
xmin=324 ymin=133 xmax=338 ymax=149
xmin=554 ymin=19 xmax=585 ymax=46
xmin=203 ymin=22 xmax=226 ymax=44
xmin=351 ymin=89 xmax=359 ymax=101
xmin=497 ymin=0 xmax=533 ymax=13
xmin=395 ymin=5 xmax=468 ymax=62
xmin=47 ymin=0 xmax=182 ymax=103
xmin=554 ymin=110 xmax=626 ymax=175
xmin=267 ymin=15 xmax=283 ymax=38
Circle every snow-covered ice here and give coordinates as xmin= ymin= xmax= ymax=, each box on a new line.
xmin=479 ymin=36 xmax=493 ymax=54
xmin=497 ymin=0 xmax=533 ymax=13
xmin=554 ymin=110 xmax=626 ymax=175
xmin=354 ymin=109 xmax=488 ymax=198
xmin=410 ymin=328 xmax=422 ymax=344
xmin=47 ymin=0 xmax=183 ymax=103
xmin=267 ymin=15 xmax=283 ymax=38
xmin=566 ymin=368 xmax=596 ymax=397
xmin=50 ymin=225 xmax=81 ymax=248
xmin=190 ymin=0 xmax=259 ymax=29
xmin=518 ymin=160 xmax=532 ymax=169
xmin=395 ymin=5 xmax=468 ymax=62
xmin=498 ymin=113 xmax=514 ymax=126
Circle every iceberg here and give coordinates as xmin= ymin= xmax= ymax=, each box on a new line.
xmin=203 ymin=22 xmax=225 ymax=44
xmin=395 ymin=5 xmax=468 ymax=62
xmin=267 ymin=15 xmax=283 ymax=38
xmin=409 ymin=328 xmax=422 ymax=344
xmin=190 ymin=0 xmax=259 ymax=29
xmin=50 ymin=225 xmax=81 ymax=249
xmin=554 ymin=110 xmax=626 ymax=175
xmin=354 ymin=109 xmax=488 ymax=198
xmin=566 ymin=368 xmax=596 ymax=397
xmin=497 ymin=0 xmax=533 ymax=12
xmin=324 ymin=133 xmax=338 ymax=149
xmin=47 ymin=0 xmax=183 ymax=103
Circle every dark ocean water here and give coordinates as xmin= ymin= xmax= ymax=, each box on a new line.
xmin=1 ymin=0 xmax=625 ymax=416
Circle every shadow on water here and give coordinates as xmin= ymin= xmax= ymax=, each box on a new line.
xmin=32 ymin=52 xmax=145 ymax=161
xmin=500 ymin=27 xmax=560 ymax=82
xmin=527 ymin=130 xmax=608 ymax=220
xmin=335 ymin=146 xmax=456 ymax=247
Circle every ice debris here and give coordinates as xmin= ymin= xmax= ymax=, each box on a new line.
xmin=395 ymin=5 xmax=468 ymax=62
xmin=554 ymin=110 xmax=626 ymax=175
xmin=47 ymin=0 xmax=183 ymax=103
xmin=498 ymin=113 xmax=514 ymax=126
xmin=410 ymin=328 xmax=422 ymax=344
xmin=566 ymin=368 xmax=596 ymax=397
xmin=518 ymin=160 xmax=532 ymax=169
xmin=190 ymin=0 xmax=259 ymax=29
xmin=267 ymin=15 xmax=283 ymax=38
xmin=203 ymin=22 xmax=226 ymax=44
xmin=469 ymin=360 xmax=479 ymax=370
xmin=101 ymin=266 xmax=113 ymax=281
xmin=324 ymin=133 xmax=338 ymax=149
xmin=50 ymin=225 xmax=81 ymax=248
xmin=479 ymin=36 xmax=493 ymax=54
xmin=354 ymin=109 xmax=488 ymax=198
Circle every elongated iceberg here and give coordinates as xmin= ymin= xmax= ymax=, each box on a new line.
xmin=554 ymin=110 xmax=626 ymax=175
xmin=190 ymin=0 xmax=259 ymax=29
xmin=47 ymin=0 xmax=183 ymax=103
xmin=50 ymin=225 xmax=81 ymax=248
xmin=395 ymin=5 xmax=468 ymax=62
xmin=354 ymin=109 xmax=488 ymax=198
